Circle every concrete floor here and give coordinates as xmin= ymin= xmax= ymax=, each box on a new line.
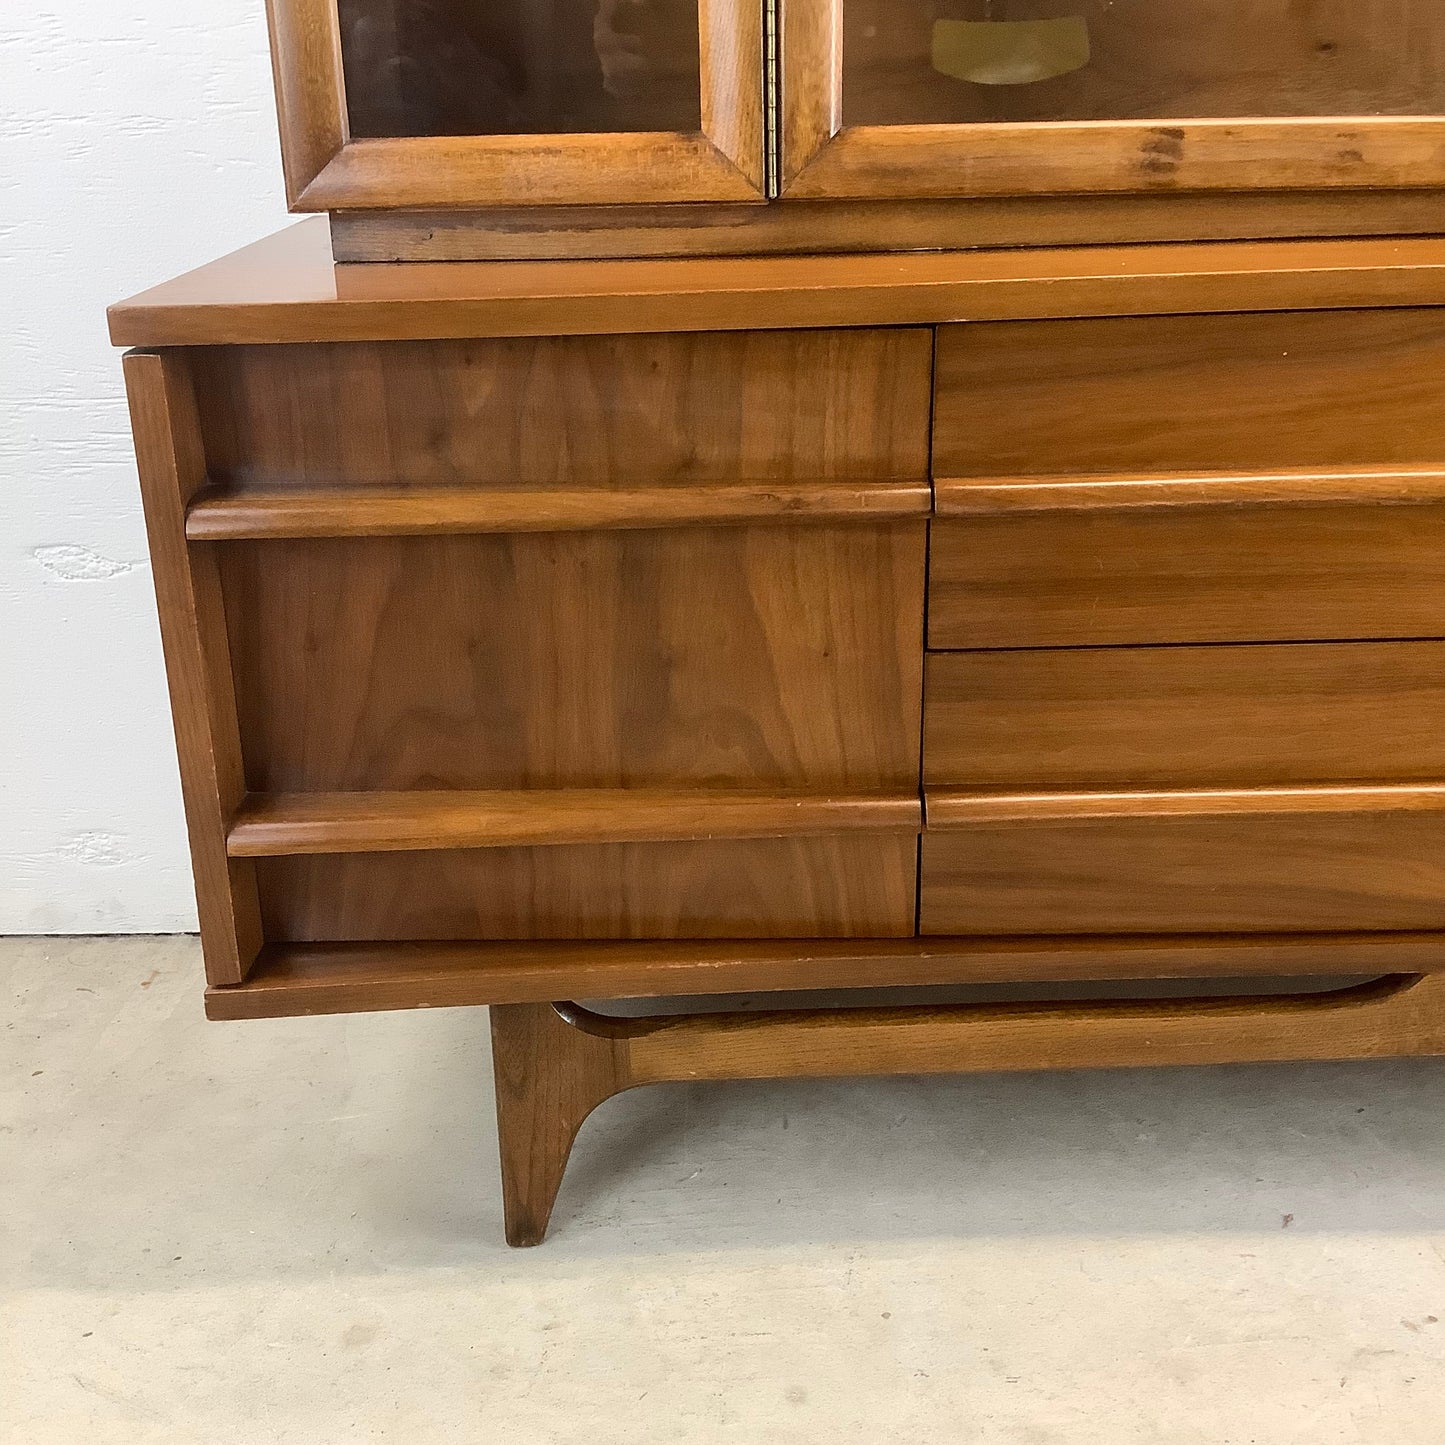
xmin=6 ymin=936 xmax=1445 ymax=1444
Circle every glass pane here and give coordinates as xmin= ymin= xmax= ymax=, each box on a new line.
xmin=339 ymin=0 xmax=702 ymax=138
xmin=843 ymin=2 xmax=1445 ymax=126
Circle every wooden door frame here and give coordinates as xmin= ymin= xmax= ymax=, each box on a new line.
xmin=266 ymin=0 xmax=768 ymax=209
xmin=779 ymin=0 xmax=1445 ymax=200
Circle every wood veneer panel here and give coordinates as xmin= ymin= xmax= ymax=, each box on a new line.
xmin=328 ymin=193 xmax=1445 ymax=263
xmin=107 ymin=222 xmax=1445 ymax=348
xmin=255 ymin=835 xmax=919 ymax=941
xmin=925 ymin=642 xmax=1445 ymax=792
xmin=265 ymin=0 xmax=345 ymax=208
xmin=207 ymin=934 xmax=1445 ymax=1018
xmin=920 ymin=804 xmax=1445 ymax=935
xmin=229 ymin=789 xmax=920 ymax=856
xmin=189 ymin=329 xmax=931 ymax=491
xmin=123 ymin=352 xmax=262 ymax=986
xmin=927 ymin=504 xmax=1445 ymax=647
xmin=935 ymin=310 xmax=1445 ymax=477
xmin=297 ymin=133 xmax=766 ymax=210
xmin=219 ymin=525 xmax=925 ymax=793
xmin=783 ymin=120 xmax=1445 ymax=201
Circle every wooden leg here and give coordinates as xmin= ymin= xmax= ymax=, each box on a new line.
xmin=491 ymin=974 xmax=1445 ymax=1244
xmin=489 ymin=1002 xmax=629 ymax=1247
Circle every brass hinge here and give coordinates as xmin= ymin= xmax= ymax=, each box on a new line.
xmin=764 ymin=0 xmax=780 ymax=198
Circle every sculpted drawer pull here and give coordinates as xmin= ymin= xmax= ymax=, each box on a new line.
xmin=228 ymin=788 xmax=924 ymax=856
xmin=933 ymin=467 xmax=1445 ymax=514
xmin=186 ymin=478 xmax=932 ymax=539
xmin=925 ymin=783 xmax=1445 ymax=826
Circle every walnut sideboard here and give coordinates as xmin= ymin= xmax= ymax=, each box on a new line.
xmin=112 ymin=221 xmax=1445 ymax=1244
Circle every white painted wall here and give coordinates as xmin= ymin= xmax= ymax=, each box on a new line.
xmin=2 ymin=3 xmax=291 ymax=931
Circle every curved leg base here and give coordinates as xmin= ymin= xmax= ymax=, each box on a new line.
xmin=489 ymin=974 xmax=1445 ymax=1244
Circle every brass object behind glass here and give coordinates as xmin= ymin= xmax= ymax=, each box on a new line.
xmin=931 ymin=16 xmax=1090 ymax=86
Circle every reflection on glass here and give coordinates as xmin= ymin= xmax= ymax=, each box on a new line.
xmin=339 ymin=0 xmax=702 ymax=138
xmin=843 ymin=1 xmax=1445 ymax=126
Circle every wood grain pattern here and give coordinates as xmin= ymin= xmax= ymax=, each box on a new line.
xmin=264 ymin=0 xmax=346 ymax=209
xmin=927 ymin=504 xmax=1445 ymax=648
xmin=330 ymin=192 xmax=1445 ymax=262
xmin=925 ymin=642 xmax=1445 ymax=792
xmin=934 ymin=310 xmax=1445 ymax=479
xmin=780 ymin=0 xmax=842 ymax=189
xmin=229 ymin=789 xmax=920 ymax=856
xmin=189 ymin=328 xmax=932 ymax=490
xmin=490 ymin=1000 xmax=629 ymax=1245
xmin=920 ymin=804 xmax=1445 ymax=935
xmin=298 ymin=132 xmax=765 ymax=210
xmin=191 ymin=325 xmax=928 ymax=949
xmin=485 ymin=973 xmax=1445 ymax=1240
xmin=186 ymin=477 xmax=931 ymax=538
xmin=219 ymin=525 xmax=924 ymax=794
xmin=698 ymin=0 xmax=766 ymax=193
xmin=584 ymin=976 xmax=1445 ymax=1082
xmin=123 ymin=352 xmax=262 ymax=987
xmin=106 ymin=221 xmax=1445 ymax=348
xmin=782 ymin=118 xmax=1445 ymax=201
xmin=255 ymin=834 xmax=919 ymax=941
xmin=221 ymin=519 xmax=924 ymax=941
xmin=205 ymin=933 xmax=1445 ymax=1019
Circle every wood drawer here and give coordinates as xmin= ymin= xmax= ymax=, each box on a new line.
xmin=920 ymin=792 xmax=1445 ymax=935
xmin=930 ymin=502 xmax=1445 ymax=650
xmin=193 ymin=328 xmax=933 ymax=494
xmin=221 ymin=525 xmax=925 ymax=793
xmin=928 ymin=501 xmax=1445 ymax=649
xmin=258 ymin=834 xmax=919 ymax=942
xmin=930 ymin=309 xmax=1445 ymax=648
xmin=933 ymin=311 xmax=1445 ymax=479
xmin=219 ymin=521 xmax=926 ymax=942
xmin=924 ymin=641 xmax=1445 ymax=792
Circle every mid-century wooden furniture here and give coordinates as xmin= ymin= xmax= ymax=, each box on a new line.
xmin=113 ymin=222 xmax=1445 ymax=1243
xmin=266 ymin=0 xmax=1445 ymax=258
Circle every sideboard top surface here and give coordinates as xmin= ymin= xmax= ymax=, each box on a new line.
xmin=110 ymin=219 xmax=1445 ymax=348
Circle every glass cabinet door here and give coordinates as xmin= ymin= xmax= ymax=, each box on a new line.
xmin=270 ymin=0 xmax=767 ymax=209
xmin=782 ymin=0 xmax=1445 ymax=199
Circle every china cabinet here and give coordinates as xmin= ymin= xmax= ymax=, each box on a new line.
xmin=108 ymin=2 xmax=1445 ymax=1244
xmin=265 ymin=0 xmax=1445 ymax=257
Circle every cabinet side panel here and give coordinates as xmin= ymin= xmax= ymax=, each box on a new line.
xmin=124 ymin=352 xmax=262 ymax=984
